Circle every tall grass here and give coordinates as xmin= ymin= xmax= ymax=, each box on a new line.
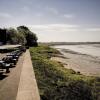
xmin=30 ymin=45 xmax=99 ymax=100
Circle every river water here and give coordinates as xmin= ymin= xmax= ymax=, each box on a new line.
xmin=54 ymin=44 xmax=100 ymax=58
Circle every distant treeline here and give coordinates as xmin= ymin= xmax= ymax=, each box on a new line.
xmin=0 ymin=26 xmax=38 ymax=46
xmin=40 ymin=42 xmax=100 ymax=46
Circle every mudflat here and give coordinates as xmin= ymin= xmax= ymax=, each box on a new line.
xmin=51 ymin=49 xmax=100 ymax=76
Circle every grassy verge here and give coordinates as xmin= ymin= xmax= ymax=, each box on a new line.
xmin=30 ymin=45 xmax=99 ymax=100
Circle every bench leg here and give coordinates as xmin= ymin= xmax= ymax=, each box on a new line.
xmin=14 ymin=62 xmax=16 ymax=65
xmin=6 ymin=68 xmax=10 ymax=73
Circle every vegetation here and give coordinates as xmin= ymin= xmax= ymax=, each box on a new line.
xmin=0 ymin=28 xmax=6 ymax=44
xmin=17 ymin=26 xmax=38 ymax=46
xmin=0 ymin=26 xmax=38 ymax=46
xmin=30 ymin=45 xmax=100 ymax=100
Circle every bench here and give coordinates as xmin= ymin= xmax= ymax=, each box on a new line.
xmin=0 ymin=61 xmax=10 ymax=73
xmin=2 ymin=57 xmax=17 ymax=65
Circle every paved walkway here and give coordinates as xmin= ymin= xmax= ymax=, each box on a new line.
xmin=16 ymin=50 xmax=40 ymax=100
xmin=0 ymin=53 xmax=24 ymax=100
xmin=0 ymin=50 xmax=40 ymax=100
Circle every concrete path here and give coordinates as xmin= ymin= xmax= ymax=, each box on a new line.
xmin=0 ymin=53 xmax=24 ymax=100
xmin=16 ymin=50 xmax=40 ymax=100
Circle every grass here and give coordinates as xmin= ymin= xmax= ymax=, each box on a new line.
xmin=30 ymin=45 xmax=100 ymax=100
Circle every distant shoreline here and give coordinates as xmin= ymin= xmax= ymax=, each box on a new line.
xmin=39 ymin=42 xmax=100 ymax=46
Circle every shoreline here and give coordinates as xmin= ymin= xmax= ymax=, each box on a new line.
xmin=51 ymin=48 xmax=100 ymax=77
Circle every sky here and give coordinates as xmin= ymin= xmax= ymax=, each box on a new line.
xmin=0 ymin=0 xmax=100 ymax=42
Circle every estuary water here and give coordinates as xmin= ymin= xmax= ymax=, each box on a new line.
xmin=54 ymin=44 xmax=100 ymax=58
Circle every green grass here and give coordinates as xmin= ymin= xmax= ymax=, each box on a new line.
xmin=30 ymin=45 xmax=100 ymax=100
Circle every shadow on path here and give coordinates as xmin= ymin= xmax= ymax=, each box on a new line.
xmin=0 ymin=74 xmax=8 ymax=80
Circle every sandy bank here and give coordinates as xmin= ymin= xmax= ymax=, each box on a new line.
xmin=51 ymin=49 xmax=100 ymax=77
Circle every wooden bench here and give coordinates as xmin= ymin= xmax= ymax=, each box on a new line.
xmin=0 ymin=61 xmax=10 ymax=73
xmin=3 ymin=57 xmax=17 ymax=65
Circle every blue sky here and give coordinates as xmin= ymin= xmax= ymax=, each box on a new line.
xmin=0 ymin=0 xmax=100 ymax=42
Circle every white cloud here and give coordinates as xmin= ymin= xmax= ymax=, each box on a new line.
xmin=0 ymin=12 xmax=12 ymax=19
xmin=19 ymin=0 xmax=33 ymax=5
xmin=27 ymin=24 xmax=79 ymax=33
xmin=63 ymin=14 xmax=74 ymax=18
xmin=46 ymin=7 xmax=58 ymax=15
xmin=85 ymin=28 xmax=100 ymax=32
xmin=21 ymin=6 xmax=30 ymax=12
xmin=35 ymin=13 xmax=44 ymax=17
